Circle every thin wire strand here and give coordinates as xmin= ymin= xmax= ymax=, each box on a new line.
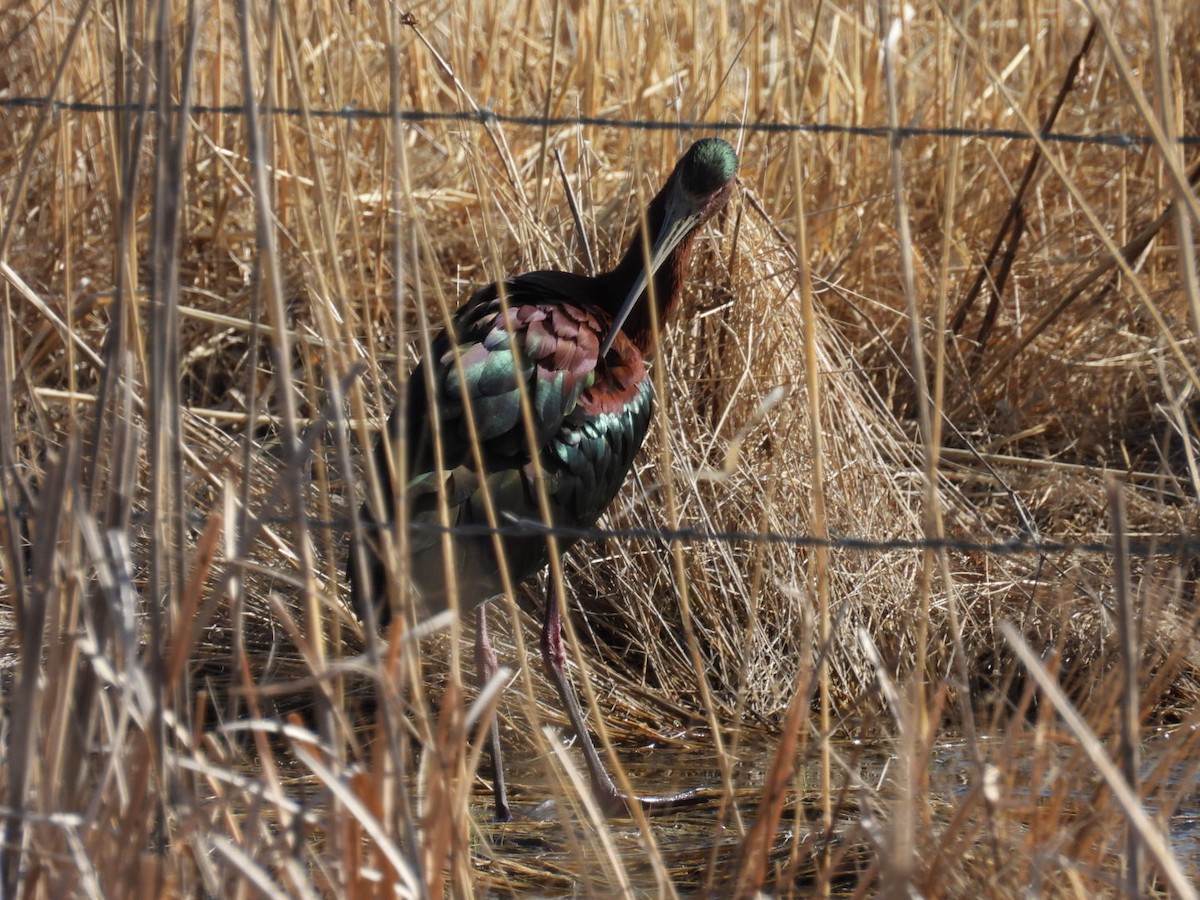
xmin=3 ymin=96 xmax=1198 ymax=148
xmin=13 ymin=503 xmax=1196 ymax=559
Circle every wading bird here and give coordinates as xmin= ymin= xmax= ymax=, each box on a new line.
xmin=349 ymin=138 xmax=738 ymax=821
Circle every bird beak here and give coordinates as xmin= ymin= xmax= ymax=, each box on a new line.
xmin=599 ymin=191 xmax=701 ymax=358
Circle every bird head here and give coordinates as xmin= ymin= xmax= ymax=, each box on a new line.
xmin=599 ymin=138 xmax=738 ymax=357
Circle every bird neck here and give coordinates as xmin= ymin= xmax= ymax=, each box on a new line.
xmin=600 ymin=185 xmax=695 ymax=356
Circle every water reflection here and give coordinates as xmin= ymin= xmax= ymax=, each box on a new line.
xmin=471 ymin=731 xmax=1200 ymax=896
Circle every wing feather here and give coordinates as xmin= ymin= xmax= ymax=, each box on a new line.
xmin=363 ymin=270 xmax=654 ymax=614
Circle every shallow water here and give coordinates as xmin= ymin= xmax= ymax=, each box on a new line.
xmin=472 ymin=729 xmax=1200 ymax=896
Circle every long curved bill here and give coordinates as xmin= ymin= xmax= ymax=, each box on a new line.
xmin=598 ymin=191 xmax=702 ymax=358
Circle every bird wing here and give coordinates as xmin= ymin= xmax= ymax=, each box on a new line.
xmin=365 ymin=271 xmax=654 ymax=610
xmin=391 ymin=272 xmax=606 ymax=571
xmin=423 ymin=270 xmax=657 ymax=518
xmin=409 ymin=270 xmax=605 ymax=472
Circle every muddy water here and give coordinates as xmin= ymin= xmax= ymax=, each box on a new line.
xmin=472 ymin=732 xmax=1200 ymax=895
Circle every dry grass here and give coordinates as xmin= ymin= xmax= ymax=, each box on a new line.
xmin=1 ymin=0 xmax=1198 ymax=896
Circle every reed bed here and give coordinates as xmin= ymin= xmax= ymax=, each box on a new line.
xmin=1 ymin=1 xmax=1197 ymax=896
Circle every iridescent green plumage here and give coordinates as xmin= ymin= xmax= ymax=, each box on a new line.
xmin=361 ymin=276 xmax=655 ymax=611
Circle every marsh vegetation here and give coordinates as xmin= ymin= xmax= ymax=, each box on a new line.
xmin=1 ymin=1 xmax=1197 ymax=896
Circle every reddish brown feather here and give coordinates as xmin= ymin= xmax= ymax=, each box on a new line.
xmin=509 ymin=298 xmax=647 ymax=417
xmin=582 ymin=331 xmax=647 ymax=415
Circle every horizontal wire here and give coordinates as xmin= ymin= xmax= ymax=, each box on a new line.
xmin=3 ymin=97 xmax=1198 ymax=148
xmin=10 ymin=503 xmax=1196 ymax=559
xmin=320 ymin=516 xmax=1200 ymax=559
xmin=8 ymin=98 xmax=1195 ymax=564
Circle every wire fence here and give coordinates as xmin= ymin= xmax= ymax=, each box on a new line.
xmin=4 ymin=96 xmax=1200 ymax=149
xmin=6 ymin=97 xmax=1199 ymax=568
xmin=326 ymin=518 xmax=1200 ymax=560
xmin=10 ymin=502 xmax=1199 ymax=561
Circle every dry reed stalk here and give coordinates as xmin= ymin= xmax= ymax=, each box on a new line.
xmin=1 ymin=1 xmax=1198 ymax=896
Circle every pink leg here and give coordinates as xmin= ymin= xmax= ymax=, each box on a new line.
xmin=539 ymin=576 xmax=701 ymax=816
xmin=475 ymin=604 xmax=512 ymax=821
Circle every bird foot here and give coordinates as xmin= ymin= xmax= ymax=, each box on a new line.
xmin=527 ymin=785 xmax=707 ymax=821
xmin=602 ymin=785 xmax=708 ymax=817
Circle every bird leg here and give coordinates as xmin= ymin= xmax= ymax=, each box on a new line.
xmin=539 ymin=576 xmax=702 ymax=816
xmin=474 ymin=604 xmax=512 ymax=822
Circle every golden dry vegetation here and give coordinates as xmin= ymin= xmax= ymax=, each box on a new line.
xmin=1 ymin=0 xmax=1198 ymax=896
